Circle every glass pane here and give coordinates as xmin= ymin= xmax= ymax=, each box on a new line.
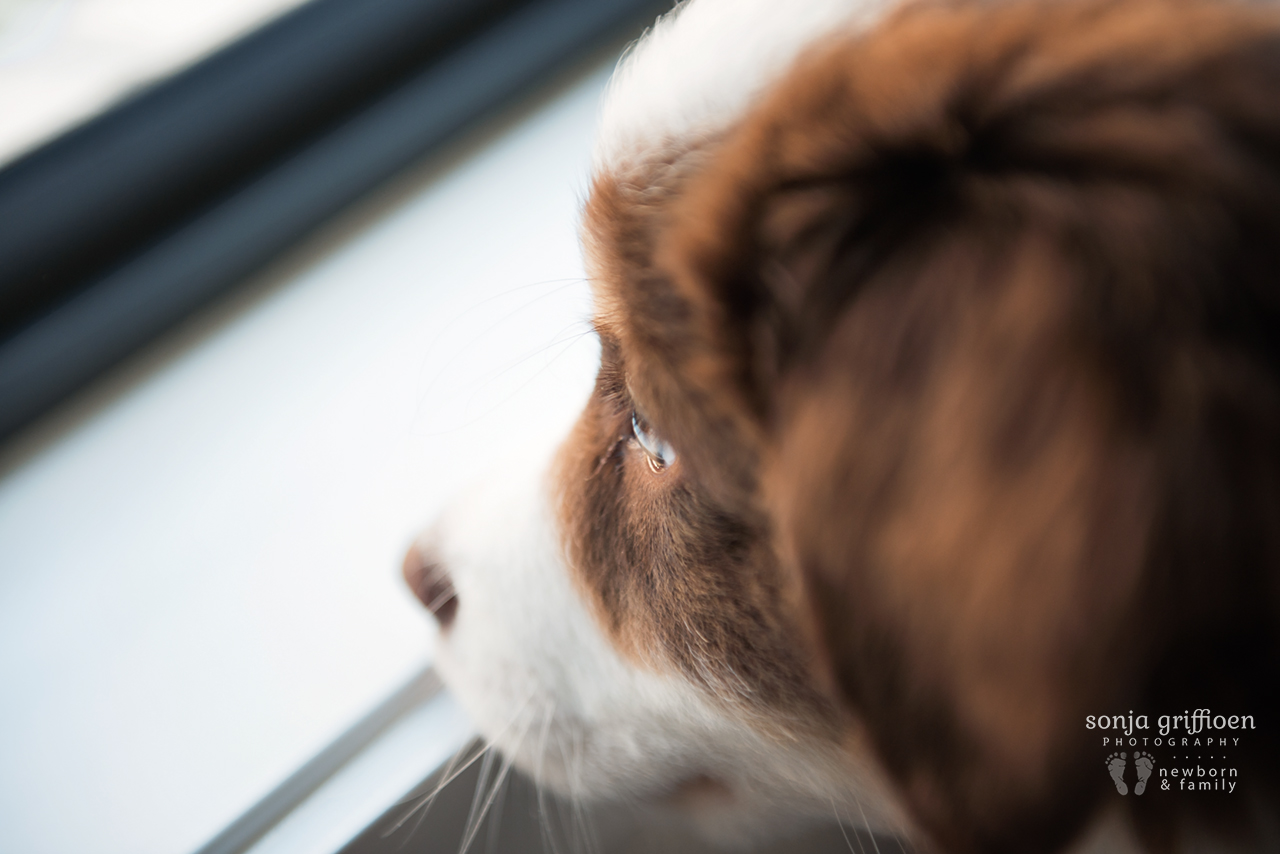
xmin=0 ymin=55 xmax=608 ymax=854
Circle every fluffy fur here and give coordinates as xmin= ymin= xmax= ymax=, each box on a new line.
xmin=594 ymin=0 xmax=890 ymax=171
xmin=407 ymin=0 xmax=1280 ymax=851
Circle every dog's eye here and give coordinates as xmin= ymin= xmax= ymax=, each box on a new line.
xmin=630 ymin=411 xmax=676 ymax=470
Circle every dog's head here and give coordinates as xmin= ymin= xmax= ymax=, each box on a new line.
xmin=405 ymin=0 xmax=1280 ymax=850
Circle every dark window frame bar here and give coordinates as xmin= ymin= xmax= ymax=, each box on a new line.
xmin=193 ymin=666 xmax=445 ymax=854
xmin=0 ymin=0 xmax=672 ymax=444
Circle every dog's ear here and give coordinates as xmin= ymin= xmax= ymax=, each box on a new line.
xmin=657 ymin=1 xmax=1280 ymax=850
xmin=764 ymin=231 xmax=1161 ymax=853
xmin=669 ymin=177 xmax=1162 ymax=853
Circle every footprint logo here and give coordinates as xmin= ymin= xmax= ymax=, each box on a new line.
xmin=1133 ymin=751 xmax=1155 ymax=795
xmin=1106 ymin=752 xmax=1128 ymax=795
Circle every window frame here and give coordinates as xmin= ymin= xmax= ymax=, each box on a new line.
xmin=0 ymin=3 xmax=669 ymax=852
xmin=0 ymin=0 xmax=670 ymax=445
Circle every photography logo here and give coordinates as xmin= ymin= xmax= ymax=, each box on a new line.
xmin=1088 ymin=709 xmax=1253 ymax=796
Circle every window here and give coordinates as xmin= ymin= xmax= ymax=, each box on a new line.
xmin=0 ymin=0 xmax=310 ymax=168
xmin=0 ymin=2 xmax=661 ymax=852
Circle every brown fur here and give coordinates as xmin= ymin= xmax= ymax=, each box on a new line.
xmin=569 ymin=0 xmax=1280 ymax=850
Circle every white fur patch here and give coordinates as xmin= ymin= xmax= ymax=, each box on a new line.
xmin=594 ymin=0 xmax=897 ymax=172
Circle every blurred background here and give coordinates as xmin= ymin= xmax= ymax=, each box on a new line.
xmin=0 ymin=1 xmax=666 ymax=852
xmin=0 ymin=0 xmax=308 ymax=166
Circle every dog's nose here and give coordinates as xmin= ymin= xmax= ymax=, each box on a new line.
xmin=402 ymin=543 xmax=458 ymax=629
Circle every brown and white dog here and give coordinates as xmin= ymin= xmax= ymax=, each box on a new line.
xmin=403 ymin=0 xmax=1280 ymax=851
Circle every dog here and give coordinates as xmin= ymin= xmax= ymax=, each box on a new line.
xmin=403 ymin=0 xmax=1280 ymax=850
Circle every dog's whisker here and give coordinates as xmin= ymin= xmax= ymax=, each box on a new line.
xmin=451 ymin=327 xmax=597 ymax=430
xmin=849 ymin=791 xmax=883 ymax=854
xmin=405 ymin=743 xmax=491 ymax=847
xmin=473 ymin=277 xmax=589 ymax=308
xmin=398 ymin=749 xmax=484 ymax=849
xmin=420 ymin=277 xmax=588 ymax=393
xmin=413 ymin=277 xmax=594 ymax=439
xmin=458 ymin=709 xmax=536 ymax=854
xmin=427 ymin=279 xmax=590 ymax=385
xmin=551 ymin=721 xmax=592 ymax=854
xmin=534 ymin=777 xmax=558 ymax=854
xmin=388 ymin=737 xmax=473 ymax=810
xmin=458 ymin=742 xmax=517 ymax=854
xmin=565 ymin=725 xmax=586 ymax=854
xmin=383 ymin=739 xmax=483 ymax=839
xmin=456 ymin=325 xmax=594 ymax=409
xmin=569 ymin=726 xmax=601 ymax=854
xmin=459 ymin=744 xmax=497 ymax=854
xmin=534 ymin=704 xmax=566 ymax=854
xmin=383 ymin=691 xmax=536 ymax=839
xmin=840 ymin=796 xmax=877 ymax=854
xmin=483 ymin=756 xmax=512 ymax=854
xmin=829 ymin=796 xmax=859 ymax=854
xmin=473 ymin=324 xmax=595 ymax=389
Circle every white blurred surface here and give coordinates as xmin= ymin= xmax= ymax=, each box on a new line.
xmin=0 ymin=0 xmax=310 ymax=165
xmin=0 ymin=57 xmax=608 ymax=854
